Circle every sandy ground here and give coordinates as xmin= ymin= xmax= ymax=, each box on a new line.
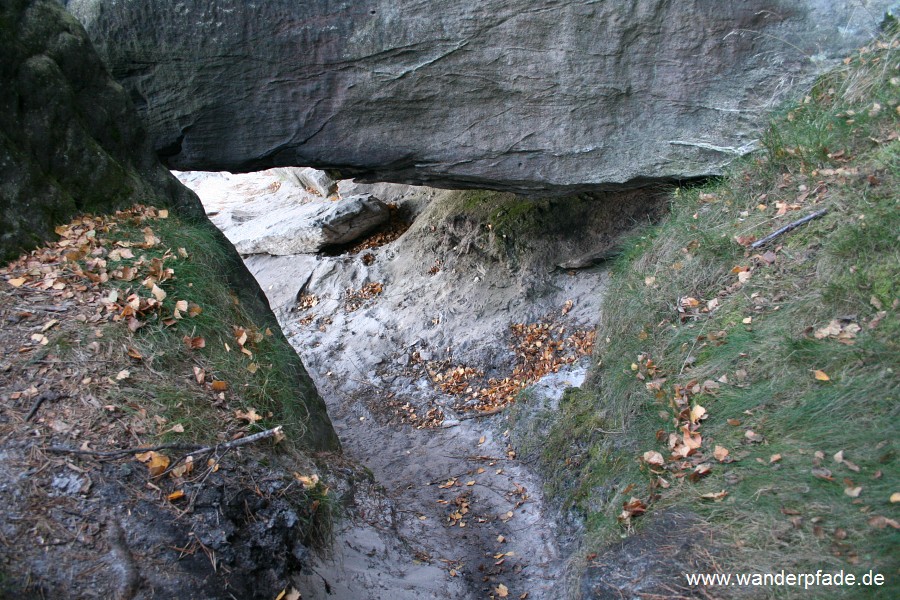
xmin=176 ymin=169 xmax=615 ymax=599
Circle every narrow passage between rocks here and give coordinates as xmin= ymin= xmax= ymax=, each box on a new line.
xmin=178 ymin=168 xmax=666 ymax=599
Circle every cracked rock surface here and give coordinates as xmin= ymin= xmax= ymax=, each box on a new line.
xmin=68 ymin=0 xmax=892 ymax=192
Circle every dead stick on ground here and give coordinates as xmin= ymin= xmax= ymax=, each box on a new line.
xmin=750 ymin=208 xmax=828 ymax=249
xmin=441 ymin=454 xmax=506 ymax=462
xmin=47 ymin=426 xmax=284 ymax=460
xmin=160 ymin=430 xmax=263 ymax=478
xmin=25 ymin=391 xmax=62 ymax=422
xmin=181 ymin=426 xmax=284 ymax=459
xmin=47 ymin=442 xmax=203 ymax=459
xmin=454 ymin=407 xmax=506 ymax=422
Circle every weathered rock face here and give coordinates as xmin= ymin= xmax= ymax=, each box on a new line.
xmin=277 ymin=167 xmax=338 ymax=198
xmin=230 ymin=194 xmax=389 ymax=255
xmin=0 ymin=0 xmax=338 ymax=452
xmin=0 ymin=0 xmax=198 ymax=260
xmin=66 ymin=0 xmax=892 ymax=192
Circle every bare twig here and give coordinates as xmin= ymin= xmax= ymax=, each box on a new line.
xmin=182 ymin=426 xmax=284 ymax=459
xmin=47 ymin=426 xmax=284 ymax=460
xmin=750 ymin=208 xmax=828 ymax=248
xmin=15 ymin=303 xmax=73 ymax=313
xmin=594 ymin=427 xmax=625 ymax=435
xmin=47 ymin=442 xmax=203 ymax=459
xmin=441 ymin=454 xmax=506 ymax=462
xmin=25 ymin=391 xmax=63 ymax=421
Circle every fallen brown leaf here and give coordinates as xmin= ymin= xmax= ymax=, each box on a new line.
xmin=812 ymin=467 xmax=834 ymax=481
xmin=183 ymin=335 xmax=206 ymax=350
xmin=844 ymin=486 xmax=862 ymax=498
xmin=701 ymin=490 xmax=728 ymax=501
xmin=235 ymin=407 xmax=261 ymax=422
xmin=745 ymin=430 xmax=764 ymax=443
xmin=643 ymin=451 xmax=665 ymax=467
xmin=150 ymin=284 xmax=166 ymax=302
xmin=135 ymin=451 xmax=170 ymax=477
xmin=714 ymin=446 xmax=730 ymax=462
xmin=868 ymin=515 xmax=900 ymax=529
xmin=689 ymin=463 xmax=712 ymax=482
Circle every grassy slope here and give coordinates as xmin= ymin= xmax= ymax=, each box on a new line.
xmin=542 ymin=35 xmax=899 ymax=596
xmin=102 ymin=211 xmax=320 ymax=445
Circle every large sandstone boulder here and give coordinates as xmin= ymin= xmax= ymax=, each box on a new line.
xmin=0 ymin=0 xmax=338 ymax=452
xmin=276 ymin=167 xmax=338 ymax=198
xmin=230 ymin=194 xmax=389 ymax=255
xmin=0 ymin=0 xmax=198 ymax=260
xmin=66 ymin=0 xmax=893 ymax=192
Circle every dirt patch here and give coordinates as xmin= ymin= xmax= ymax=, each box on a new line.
xmin=0 ymin=207 xmax=338 ymax=599
xmin=579 ymin=511 xmax=712 ymax=599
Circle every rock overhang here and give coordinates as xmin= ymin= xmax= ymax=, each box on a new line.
xmin=65 ymin=0 xmax=897 ymax=194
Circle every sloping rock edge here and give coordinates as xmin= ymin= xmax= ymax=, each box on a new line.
xmin=0 ymin=0 xmax=338 ymax=451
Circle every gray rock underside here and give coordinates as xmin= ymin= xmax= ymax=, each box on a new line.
xmin=66 ymin=0 xmax=895 ymax=193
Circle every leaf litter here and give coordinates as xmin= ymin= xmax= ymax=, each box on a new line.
xmin=0 ymin=205 xmax=332 ymax=596
xmin=428 ymin=316 xmax=596 ymax=414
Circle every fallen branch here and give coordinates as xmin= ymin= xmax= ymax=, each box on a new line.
xmin=750 ymin=209 xmax=828 ymax=249
xmin=47 ymin=442 xmax=203 ymax=459
xmin=25 ymin=390 xmax=63 ymax=422
xmin=46 ymin=426 xmax=284 ymax=460
xmin=441 ymin=454 xmax=506 ymax=462
xmin=161 ymin=427 xmax=283 ymax=478
xmin=183 ymin=426 xmax=284 ymax=459
xmin=15 ymin=303 xmax=73 ymax=313
xmin=440 ymin=406 xmax=506 ymax=428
